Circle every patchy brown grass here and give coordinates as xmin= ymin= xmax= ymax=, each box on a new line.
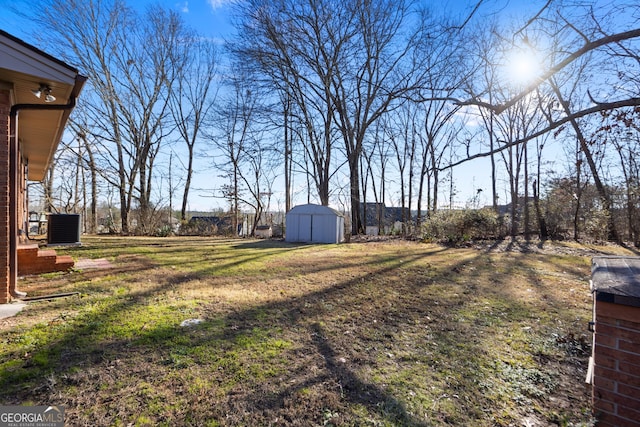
xmin=0 ymin=236 xmax=634 ymax=426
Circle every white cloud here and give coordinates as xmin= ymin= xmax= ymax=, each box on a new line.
xmin=176 ymin=1 xmax=189 ymax=13
xmin=207 ymin=0 xmax=235 ymax=10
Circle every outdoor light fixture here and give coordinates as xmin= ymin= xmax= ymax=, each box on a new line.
xmin=31 ymin=84 xmax=56 ymax=103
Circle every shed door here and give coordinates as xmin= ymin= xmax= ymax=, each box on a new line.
xmin=312 ymin=214 xmax=333 ymax=243
xmin=298 ymin=214 xmax=312 ymax=242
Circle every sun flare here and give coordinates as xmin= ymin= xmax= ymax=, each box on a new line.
xmin=508 ymin=50 xmax=541 ymax=86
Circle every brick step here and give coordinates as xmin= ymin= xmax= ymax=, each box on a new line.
xmin=17 ymin=245 xmax=75 ymax=276
xmin=35 ymin=250 xmax=58 ymax=259
xmin=54 ymin=255 xmax=75 ymax=270
xmin=17 ymin=244 xmax=39 ymax=256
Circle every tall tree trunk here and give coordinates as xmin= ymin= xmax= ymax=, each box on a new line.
xmin=509 ymin=145 xmax=519 ymax=238
xmin=406 ymin=133 xmax=415 ymax=236
xmin=416 ymin=159 xmax=427 ymax=229
xmin=181 ymin=144 xmax=194 ymax=221
xmin=75 ymin=141 xmax=81 ymax=213
xmin=524 ymin=141 xmax=530 ymax=240
xmin=573 ymin=138 xmax=583 ymax=241
xmin=117 ymin=140 xmax=129 ymax=234
xmin=533 ymin=180 xmax=548 ymax=240
xmin=138 ymin=159 xmax=149 ymax=234
xmin=284 ymin=96 xmax=292 ymax=213
xmin=431 ymin=145 xmax=439 ymax=212
xmin=349 ymin=155 xmax=363 ymax=235
xmin=87 ymin=142 xmax=98 ymax=234
xmin=489 ymin=112 xmax=498 ymax=212
xmin=45 ymin=164 xmax=55 ymax=213
xmin=233 ymin=164 xmax=239 ymax=237
xmin=550 ymin=80 xmax=620 ymax=242
xmin=360 ymin=155 xmax=368 ymax=232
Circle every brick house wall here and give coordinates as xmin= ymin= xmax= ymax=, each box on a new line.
xmin=1 ymin=30 xmax=86 ymax=304
xmin=591 ymin=257 xmax=640 ymax=427
xmin=0 ymin=88 xmax=10 ymax=303
xmin=592 ymin=301 xmax=640 ymax=426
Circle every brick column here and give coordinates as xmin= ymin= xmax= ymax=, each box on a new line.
xmin=0 ymin=89 xmax=11 ymax=303
xmin=592 ymin=301 xmax=640 ymax=426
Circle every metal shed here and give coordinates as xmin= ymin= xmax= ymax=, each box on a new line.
xmin=285 ymin=204 xmax=345 ymax=244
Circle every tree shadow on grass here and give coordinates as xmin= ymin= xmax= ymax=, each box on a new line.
xmin=309 ymin=322 xmax=429 ymax=427
xmin=0 ymin=238 xmax=598 ymax=426
xmin=221 ymin=320 xmax=431 ymax=426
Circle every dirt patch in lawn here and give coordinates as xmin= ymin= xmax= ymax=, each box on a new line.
xmin=1 ymin=237 xmax=632 ymax=426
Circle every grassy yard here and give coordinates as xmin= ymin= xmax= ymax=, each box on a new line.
xmin=0 ymin=236 xmax=634 ymax=426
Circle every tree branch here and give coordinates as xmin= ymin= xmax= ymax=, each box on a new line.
xmin=458 ymin=28 xmax=640 ymax=114
xmin=442 ymin=96 xmax=640 ymax=171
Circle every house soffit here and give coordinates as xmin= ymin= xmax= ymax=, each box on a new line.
xmin=0 ymin=30 xmax=83 ymax=181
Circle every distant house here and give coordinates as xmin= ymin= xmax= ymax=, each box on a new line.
xmin=1 ymin=30 xmax=86 ymax=303
xmin=285 ymin=204 xmax=345 ymax=244
xmin=360 ymin=203 xmax=411 ymax=235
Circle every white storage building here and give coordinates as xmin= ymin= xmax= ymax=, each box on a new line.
xmin=285 ymin=204 xmax=345 ymax=244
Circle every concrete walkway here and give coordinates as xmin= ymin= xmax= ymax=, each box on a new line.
xmin=75 ymin=258 xmax=114 ymax=270
xmin=0 ymin=302 xmax=26 ymax=319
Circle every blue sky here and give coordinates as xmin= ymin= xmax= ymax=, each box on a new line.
xmin=0 ymin=0 xmax=555 ymax=212
xmin=0 ymin=0 xmax=540 ymax=45
xmin=167 ymin=0 xmax=236 ymax=40
xmin=0 ymin=0 xmax=237 ymax=41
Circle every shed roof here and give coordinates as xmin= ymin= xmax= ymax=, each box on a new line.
xmin=287 ymin=204 xmax=344 ymax=217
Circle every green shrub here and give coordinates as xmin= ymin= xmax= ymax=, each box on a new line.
xmin=421 ymin=208 xmax=502 ymax=243
xmin=154 ymin=225 xmax=174 ymax=237
xmin=584 ymin=208 xmax=610 ymax=242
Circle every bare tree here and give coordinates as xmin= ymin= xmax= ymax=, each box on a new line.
xmin=234 ymin=0 xmax=437 ymax=234
xmin=435 ymin=2 xmax=640 ymax=242
xmin=169 ymin=38 xmax=218 ymax=221
xmin=449 ymin=4 xmax=640 ymax=164
xmin=68 ymin=119 xmax=99 ymax=234
xmin=282 ymin=93 xmax=293 ymax=212
xmin=30 ymin=0 xmax=191 ymax=234
xmin=232 ymin=0 xmax=343 ymax=206
xmin=416 ymin=92 xmax=461 ymax=222
xmin=211 ymin=73 xmax=259 ymax=235
xmin=330 ymin=0 xmax=431 ymax=234
xmin=383 ymin=103 xmax=417 ymax=236
xmin=594 ymin=108 xmax=640 ymax=245
xmin=464 ymin=22 xmax=502 ymax=212
xmin=361 ymin=121 xmax=391 ymax=234
xmin=239 ymin=142 xmax=277 ymax=236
